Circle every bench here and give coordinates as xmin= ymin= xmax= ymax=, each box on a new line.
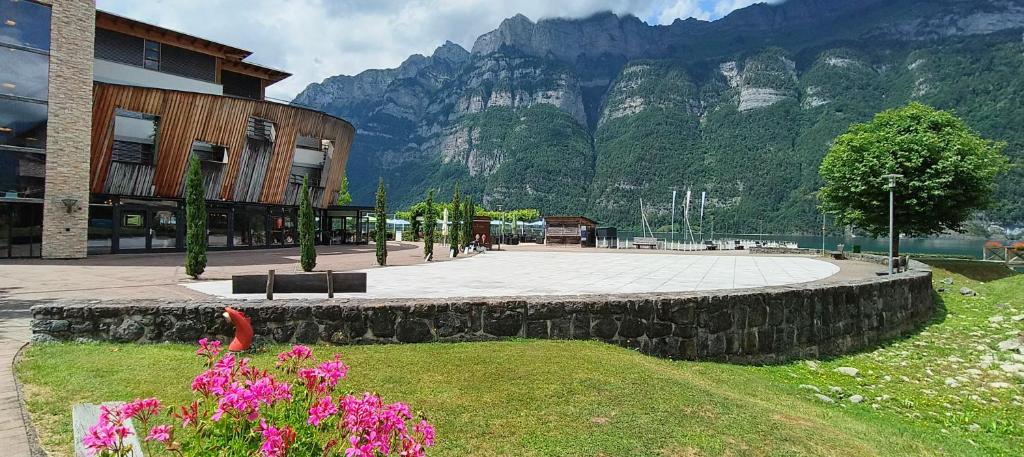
xmin=829 ymin=243 xmax=846 ymax=260
xmin=633 ymin=237 xmax=659 ymax=249
xmin=704 ymin=240 xmax=718 ymax=251
xmin=73 ymin=403 xmax=145 ymax=457
xmin=232 ymin=270 xmax=367 ymax=299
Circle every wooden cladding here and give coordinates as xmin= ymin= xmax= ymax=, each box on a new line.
xmin=90 ymin=83 xmax=355 ymax=207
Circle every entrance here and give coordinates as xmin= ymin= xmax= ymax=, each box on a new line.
xmin=115 ymin=204 xmax=181 ymax=252
xmin=0 ymin=202 xmax=43 ymax=258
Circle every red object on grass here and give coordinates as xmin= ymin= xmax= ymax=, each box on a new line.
xmin=224 ymin=307 xmax=253 ymax=352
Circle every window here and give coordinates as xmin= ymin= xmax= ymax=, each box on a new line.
xmin=0 ymin=149 xmax=45 ymax=199
xmin=87 ymin=204 xmax=113 ymax=255
xmin=0 ymin=0 xmax=49 ymax=154
xmin=144 ymin=40 xmax=160 ymax=70
xmin=222 ymin=70 xmax=262 ymax=100
xmin=247 ymin=117 xmax=276 ymax=142
xmin=0 ymin=97 xmax=46 ymax=149
xmin=112 ymin=109 xmax=160 ymax=165
xmin=0 ymin=47 xmax=48 ymax=100
xmin=191 ymin=141 xmax=228 ymax=163
xmin=0 ymin=0 xmax=51 ymax=51
xmin=290 ymin=135 xmax=326 ymax=185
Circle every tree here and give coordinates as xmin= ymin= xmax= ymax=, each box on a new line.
xmin=184 ymin=156 xmax=207 ymax=279
xmin=298 ymin=176 xmax=317 ymax=272
xmin=462 ymin=196 xmax=474 ymax=248
xmin=336 ymin=175 xmax=352 ymax=207
xmin=449 ymin=184 xmax=462 ymax=257
xmin=423 ymin=189 xmax=436 ymax=260
xmin=819 ymin=103 xmax=1009 ymax=255
xmin=375 ymin=177 xmax=387 ymax=266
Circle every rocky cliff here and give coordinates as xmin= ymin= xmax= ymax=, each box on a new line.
xmin=295 ymin=0 xmax=1024 ymax=232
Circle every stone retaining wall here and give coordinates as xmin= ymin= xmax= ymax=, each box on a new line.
xmin=30 ymin=267 xmax=935 ymax=363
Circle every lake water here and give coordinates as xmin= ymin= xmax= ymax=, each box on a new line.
xmin=613 ymin=231 xmax=993 ymax=259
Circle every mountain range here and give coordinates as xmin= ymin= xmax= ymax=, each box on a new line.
xmin=293 ymin=0 xmax=1024 ymax=233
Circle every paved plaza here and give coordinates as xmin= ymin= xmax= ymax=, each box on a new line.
xmin=187 ymin=251 xmax=843 ymax=299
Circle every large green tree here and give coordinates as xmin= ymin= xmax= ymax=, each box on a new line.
xmin=184 ymin=156 xmax=207 ymax=279
xmin=423 ymin=189 xmax=436 ymax=260
xmin=375 ymin=177 xmax=388 ymax=266
xmin=336 ymin=175 xmax=352 ymax=207
xmin=819 ymin=103 xmax=1009 ymax=255
xmin=298 ymin=176 xmax=316 ymax=272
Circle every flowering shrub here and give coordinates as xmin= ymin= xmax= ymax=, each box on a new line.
xmin=1012 ymin=241 xmax=1024 ymax=251
xmin=82 ymin=339 xmax=435 ymax=456
xmin=984 ymin=240 xmax=1004 ymax=250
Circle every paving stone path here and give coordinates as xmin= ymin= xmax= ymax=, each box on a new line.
xmin=188 ymin=251 xmax=843 ymax=299
xmin=0 ymin=301 xmax=34 ymax=457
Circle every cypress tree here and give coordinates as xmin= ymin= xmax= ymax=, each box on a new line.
xmin=449 ymin=183 xmax=461 ymax=257
xmin=298 ymin=176 xmax=316 ymax=272
xmin=424 ymin=189 xmax=435 ymax=260
xmin=184 ymin=156 xmax=207 ymax=279
xmin=463 ymin=197 xmax=474 ymax=248
xmin=375 ymin=177 xmax=387 ymax=266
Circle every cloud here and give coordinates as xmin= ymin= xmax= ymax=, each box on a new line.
xmin=96 ymin=0 xmax=774 ymax=100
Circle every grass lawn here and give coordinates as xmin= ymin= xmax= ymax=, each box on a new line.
xmin=16 ymin=261 xmax=1024 ymax=456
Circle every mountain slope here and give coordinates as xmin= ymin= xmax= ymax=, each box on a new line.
xmin=295 ymin=0 xmax=1024 ymax=232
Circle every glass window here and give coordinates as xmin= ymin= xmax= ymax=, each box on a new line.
xmin=209 ymin=210 xmax=229 ymax=248
xmin=87 ymin=204 xmax=113 ymax=255
xmin=112 ymin=109 xmax=159 ymax=165
xmin=0 ymin=47 xmax=48 ymax=100
xmin=8 ymin=202 xmax=41 ymax=257
xmin=0 ymin=149 xmax=45 ymax=198
xmin=144 ymin=40 xmax=160 ymax=70
xmin=0 ymin=0 xmax=51 ymax=51
xmin=233 ymin=206 xmax=266 ymax=248
xmin=0 ymin=97 xmax=46 ymax=149
xmin=192 ymin=141 xmax=227 ymax=163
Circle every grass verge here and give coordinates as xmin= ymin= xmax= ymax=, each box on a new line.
xmin=15 ymin=261 xmax=1023 ymax=456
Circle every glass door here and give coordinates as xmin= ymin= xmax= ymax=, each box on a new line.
xmin=150 ymin=210 xmax=178 ymax=250
xmin=117 ymin=209 xmax=148 ymax=251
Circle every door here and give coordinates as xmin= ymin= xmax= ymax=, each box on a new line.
xmin=150 ymin=210 xmax=178 ymax=250
xmin=116 ymin=207 xmax=180 ymax=252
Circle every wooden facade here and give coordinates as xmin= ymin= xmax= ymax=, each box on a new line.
xmin=89 ymin=82 xmax=355 ymax=208
xmin=544 ymin=216 xmax=597 ymax=247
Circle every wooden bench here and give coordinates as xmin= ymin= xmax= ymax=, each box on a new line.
xmin=73 ymin=403 xmax=145 ymax=457
xmin=633 ymin=237 xmax=659 ymax=249
xmin=232 ymin=270 xmax=367 ymax=299
xmin=829 ymin=243 xmax=846 ymax=260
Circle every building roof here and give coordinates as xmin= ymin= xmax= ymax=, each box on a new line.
xmin=544 ymin=216 xmax=598 ymax=225
xmin=96 ymin=10 xmax=292 ymax=85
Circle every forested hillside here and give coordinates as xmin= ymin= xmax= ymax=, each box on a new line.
xmin=294 ymin=0 xmax=1024 ymax=233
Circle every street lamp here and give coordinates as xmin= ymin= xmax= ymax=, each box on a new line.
xmin=882 ymin=174 xmax=903 ymax=275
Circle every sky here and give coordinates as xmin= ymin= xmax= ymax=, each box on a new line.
xmin=96 ymin=0 xmax=773 ymax=100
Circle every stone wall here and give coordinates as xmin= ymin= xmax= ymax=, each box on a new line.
xmin=41 ymin=0 xmax=96 ymax=259
xmin=31 ymin=268 xmax=935 ymax=363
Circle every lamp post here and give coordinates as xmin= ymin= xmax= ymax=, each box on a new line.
xmin=882 ymin=174 xmax=903 ymax=275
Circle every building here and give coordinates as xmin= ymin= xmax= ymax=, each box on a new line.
xmin=543 ymin=216 xmax=597 ymax=247
xmin=1 ymin=1 xmax=358 ymax=259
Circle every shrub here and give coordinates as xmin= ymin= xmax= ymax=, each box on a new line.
xmin=985 ymin=240 xmax=1004 ymax=249
xmin=423 ymin=190 xmax=436 ymax=260
xmin=82 ymin=340 xmax=436 ymax=457
xmin=375 ymin=177 xmax=388 ymax=266
xmin=184 ymin=157 xmax=207 ymax=279
xmin=299 ymin=176 xmax=317 ymax=272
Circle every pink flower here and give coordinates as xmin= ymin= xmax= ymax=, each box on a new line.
xmin=122 ymin=398 xmax=161 ymax=423
xmin=82 ymin=422 xmax=118 ymax=456
xmin=258 ymin=419 xmax=295 ymax=457
xmin=276 ymin=345 xmax=313 ymax=372
xmin=196 ymin=338 xmax=223 ymax=360
xmin=145 ymin=424 xmax=173 ymax=443
xmin=172 ymin=401 xmax=201 ymax=428
xmin=82 ymin=405 xmax=133 ymax=456
xmin=308 ymin=395 xmax=337 ymax=426
xmin=297 ymin=356 xmax=349 ymax=395
xmin=415 ymin=419 xmax=436 ymax=447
